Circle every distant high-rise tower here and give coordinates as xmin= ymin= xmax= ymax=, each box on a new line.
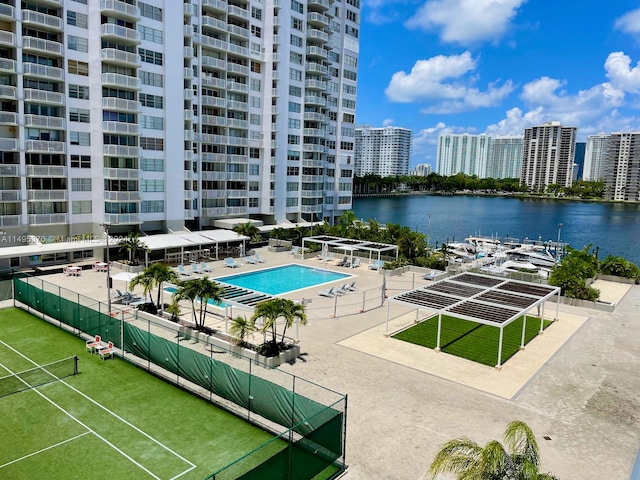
xmin=604 ymin=132 xmax=640 ymax=201
xmin=436 ymin=134 xmax=490 ymax=177
xmin=354 ymin=126 xmax=412 ymax=177
xmin=486 ymin=136 xmax=523 ymax=179
xmin=573 ymin=142 xmax=586 ymax=180
xmin=583 ymin=134 xmax=610 ymax=181
xmin=520 ymin=122 xmax=577 ymax=191
xmin=411 ymin=163 xmax=432 ymax=176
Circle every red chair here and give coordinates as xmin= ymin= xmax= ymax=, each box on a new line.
xmin=86 ymin=335 xmax=102 ymax=353
xmin=98 ymin=341 xmax=114 ymax=361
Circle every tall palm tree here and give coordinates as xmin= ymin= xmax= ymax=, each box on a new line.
xmin=232 ymin=221 xmax=259 ymax=240
xmin=172 ymin=277 xmax=224 ymax=330
xmin=279 ymin=299 xmax=307 ymax=344
xmin=229 ymin=315 xmax=256 ymax=347
xmin=250 ymin=298 xmax=286 ymax=355
xmin=119 ymin=231 xmax=150 ymax=265
xmin=129 ymin=270 xmax=154 ymax=304
xmin=146 ymin=263 xmax=179 ymax=310
xmin=427 ymin=420 xmax=558 ymax=480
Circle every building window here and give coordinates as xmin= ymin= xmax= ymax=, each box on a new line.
xmin=249 ymin=96 xmax=261 ymax=108
xmin=248 ymin=198 xmax=259 ymax=208
xmin=67 ymin=11 xmax=88 ymax=28
xmin=68 ymin=60 xmax=89 ymax=76
xmin=139 ymin=2 xmax=163 ymax=21
xmin=286 ymin=198 xmax=298 ymax=207
xmin=249 ymin=164 xmax=260 ymax=175
xmin=287 ymin=135 xmax=300 ymax=145
xmin=287 ymin=150 xmax=300 ymax=161
xmin=251 ymin=61 xmax=261 ymax=73
xmin=249 ymin=113 xmax=261 ymax=125
xmin=68 ymin=84 xmax=89 ymax=100
xmin=288 ymin=102 xmax=300 ymax=113
xmin=286 ymin=182 xmax=299 ymax=191
xmin=140 ymin=115 xmax=163 ymax=130
xmin=291 ymin=18 xmax=304 ymax=31
xmin=140 ymin=137 xmax=164 ymax=151
xmin=250 ymin=25 xmax=262 ymax=38
xmin=289 ymin=85 xmax=301 ymax=97
xmin=290 ymin=52 xmax=303 ymax=65
xmin=291 ymin=0 xmax=304 ymax=13
xmin=345 ymin=25 xmax=359 ymax=38
xmin=251 ymin=6 xmax=262 ymax=19
xmin=70 ymin=155 xmax=91 ymax=168
xmin=139 ymin=48 xmax=163 ymax=65
xmin=72 ymin=200 xmax=92 ymax=214
xmin=288 ymin=118 xmax=300 ymax=129
xmin=139 ymin=93 xmax=163 ymax=108
xmin=68 ymin=35 xmax=88 ymax=52
xmin=70 ymin=132 xmax=90 ymax=146
xmin=343 ymin=70 xmax=357 ymax=81
xmin=140 ymin=180 xmax=164 ymax=192
xmin=141 ymin=158 xmax=164 ymax=171
xmin=69 ymin=108 xmax=90 ymax=123
xmin=290 ymin=35 xmax=303 ymax=47
xmin=289 ymin=68 xmax=302 ymax=82
xmin=71 ymin=178 xmax=91 ymax=191
xmin=138 ymin=25 xmax=163 ymax=44
xmin=140 ymin=71 xmax=163 ymax=87
xmin=250 ymin=78 xmax=261 ymax=92
xmin=141 ymin=200 xmax=165 ymax=213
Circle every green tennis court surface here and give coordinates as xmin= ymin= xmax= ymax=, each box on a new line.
xmin=0 ymin=307 xmax=283 ymax=479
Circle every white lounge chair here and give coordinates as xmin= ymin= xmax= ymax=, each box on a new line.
xmin=346 ymin=281 xmax=357 ymax=291
xmin=290 ymin=246 xmax=300 ymax=255
xmin=191 ymin=262 xmax=203 ymax=274
xmin=318 ymin=287 xmax=337 ymax=297
xmin=253 ymin=253 xmax=266 ymax=263
xmin=200 ymin=261 xmax=213 ymax=272
xmin=224 ymin=257 xmax=240 ymax=268
xmin=350 ymin=258 xmax=361 ymax=268
xmin=177 ymin=264 xmax=190 ymax=276
xmin=369 ymin=260 xmax=384 ymax=270
xmin=245 ymin=256 xmax=259 ymax=264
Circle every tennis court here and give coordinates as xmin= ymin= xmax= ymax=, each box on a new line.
xmin=0 ymin=307 xmax=283 ymax=480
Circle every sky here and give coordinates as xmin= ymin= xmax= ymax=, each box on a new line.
xmin=354 ymin=0 xmax=640 ymax=169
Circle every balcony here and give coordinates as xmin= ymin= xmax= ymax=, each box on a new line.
xmin=304 ymin=95 xmax=327 ymax=106
xmin=184 ymin=209 xmax=196 ymax=219
xmin=25 ymin=141 xmax=66 ymax=154
xmin=101 ymin=48 xmax=141 ymax=67
xmin=184 ymin=130 xmax=194 ymax=141
xmin=104 ymin=213 xmax=142 ymax=224
xmin=0 ymin=164 xmax=22 ymax=176
xmin=227 ymin=62 xmax=249 ymax=75
xmin=100 ymin=24 xmax=141 ymax=44
xmin=202 ymin=207 xmax=226 ymax=217
xmin=28 ymin=214 xmax=69 ymax=225
xmin=184 ymin=170 xmax=197 ymax=181
xmin=302 ymin=159 xmax=324 ymax=168
xmin=304 ymin=111 xmax=326 ymax=122
xmin=184 ymin=89 xmax=194 ymax=100
xmin=0 ymin=85 xmax=16 ymax=100
xmin=201 ymin=190 xmax=226 ymax=199
xmin=227 ymin=137 xmax=248 ymax=146
xmin=183 ymin=3 xmax=197 ymax=16
xmin=305 ymin=63 xmax=328 ymax=75
xmin=100 ymin=0 xmax=141 ymax=21
xmin=0 ymin=215 xmax=22 ymax=227
xmin=104 ymin=191 xmax=141 ymax=202
xmin=0 ymin=190 xmax=21 ymax=202
xmin=26 ymin=165 xmax=67 ymax=176
xmin=307 ymin=0 xmax=330 ymax=11
xmin=0 ymin=112 xmax=17 ymax=125
xmin=183 ymin=24 xmax=193 ymax=37
xmin=21 ymin=10 xmax=63 ymax=31
xmin=302 ymin=174 xmax=324 ymax=182
xmin=301 ymin=205 xmax=323 ymax=213
xmin=27 ymin=190 xmax=67 ymax=201
xmin=22 ymin=37 xmax=64 ymax=56
xmin=184 ymin=190 xmax=197 ymax=200
xmin=227 ymin=206 xmax=248 ymax=215
xmin=307 ymin=12 xmax=329 ymax=27
xmin=305 ymin=79 xmax=327 ymax=90
xmin=0 ymin=138 xmax=18 ymax=151
xmin=227 ymin=118 xmax=248 ymax=129
xmin=227 ymin=81 xmax=248 ymax=93
xmin=307 ymin=28 xmax=329 ymax=44
xmin=202 ymin=0 xmax=227 ymax=14
xmin=306 ymin=46 xmax=327 ymax=59
xmin=102 ymin=97 xmax=141 ymax=112
xmin=201 ymin=96 xmax=226 ymax=108
xmin=0 ymin=31 xmax=15 ymax=47
xmin=202 ymin=16 xmax=226 ymax=32
xmin=201 ymin=56 xmax=226 ymax=70
xmin=103 ymin=168 xmax=140 ymax=179
xmin=227 ymin=100 xmax=248 ymax=110
xmin=184 ymin=109 xmax=194 ymax=121
xmin=23 ymin=63 xmax=64 ymax=80
xmin=226 ymin=189 xmax=247 ymax=198
xmin=226 ymin=172 xmax=248 ymax=181
xmin=0 ymin=58 xmax=16 ymax=73
xmin=228 ymin=24 xmax=249 ymax=39
xmin=201 ymin=152 xmax=225 ymax=162
xmin=184 ymin=67 xmax=193 ymax=79
xmin=103 ymin=121 xmax=141 ymax=135
xmin=103 ymin=145 xmax=142 ymax=157
xmin=303 ymin=128 xmax=325 ymax=137
xmin=102 ymin=73 xmax=141 ymax=90
xmin=201 ymin=171 xmax=226 ymax=181
xmin=24 ymin=89 xmax=64 ymax=105
xmin=0 ymin=3 xmax=15 ymax=20
xmin=184 ymin=46 xmax=194 ymax=59
xmin=227 ymin=5 xmax=248 ymax=20
xmin=184 ymin=150 xmax=195 ymax=161
xmin=24 ymin=114 xmax=66 ymax=129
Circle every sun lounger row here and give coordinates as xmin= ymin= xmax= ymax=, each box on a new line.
xmin=112 ymin=289 xmax=144 ymax=305
xmin=337 ymin=257 xmax=361 ymax=268
xmin=318 ymin=281 xmax=356 ymax=297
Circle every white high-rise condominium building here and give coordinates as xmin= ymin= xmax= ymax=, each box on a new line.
xmin=604 ymin=132 xmax=640 ymax=201
xmin=583 ymin=133 xmax=610 ymax=181
xmin=410 ymin=163 xmax=432 ymax=176
xmin=521 ymin=121 xmax=577 ymax=191
xmin=486 ymin=136 xmax=523 ymax=179
xmin=0 ymin=0 xmax=358 ymax=241
xmin=436 ymin=134 xmax=490 ymax=177
xmin=354 ymin=126 xmax=412 ymax=177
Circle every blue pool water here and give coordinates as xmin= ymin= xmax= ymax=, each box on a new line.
xmin=215 ymin=264 xmax=350 ymax=295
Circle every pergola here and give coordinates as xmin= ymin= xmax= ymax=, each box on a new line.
xmin=386 ymin=272 xmax=561 ymax=368
xmin=139 ymin=230 xmax=249 ymax=264
xmin=301 ymin=235 xmax=399 ymax=265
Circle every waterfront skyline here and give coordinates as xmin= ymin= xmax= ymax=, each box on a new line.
xmin=355 ymin=1 xmax=640 ymax=169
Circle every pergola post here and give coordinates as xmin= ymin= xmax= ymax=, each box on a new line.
xmin=554 ymin=292 xmax=560 ymax=321
xmin=415 ymin=307 xmax=419 ymax=323
xmin=539 ymin=301 xmax=546 ymax=334
xmin=496 ymin=326 xmax=504 ymax=369
xmin=435 ymin=313 xmax=442 ymax=352
xmin=520 ymin=314 xmax=527 ymax=350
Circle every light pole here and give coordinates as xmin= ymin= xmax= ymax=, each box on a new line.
xmin=556 ymin=223 xmax=563 ymax=260
xmin=427 ymin=213 xmax=432 ymax=256
xmin=100 ymin=223 xmax=111 ymax=314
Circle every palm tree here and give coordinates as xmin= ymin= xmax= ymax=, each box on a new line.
xmin=129 ymin=270 xmax=154 ymax=305
xmin=427 ymin=420 xmax=558 ymax=480
xmin=250 ymin=298 xmax=287 ymax=356
xmin=229 ymin=315 xmax=256 ymax=347
xmin=119 ymin=231 xmax=150 ymax=265
xmin=147 ymin=263 xmax=179 ymax=311
xmin=279 ymin=299 xmax=307 ymax=344
xmin=233 ymin=221 xmax=260 ymax=240
xmin=172 ymin=277 xmax=224 ymax=330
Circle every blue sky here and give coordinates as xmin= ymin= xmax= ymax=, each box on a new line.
xmin=355 ymin=0 xmax=640 ymax=169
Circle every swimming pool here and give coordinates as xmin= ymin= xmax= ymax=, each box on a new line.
xmin=215 ymin=264 xmax=350 ymax=295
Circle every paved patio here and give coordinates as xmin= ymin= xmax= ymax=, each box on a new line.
xmin=10 ymin=249 xmax=640 ymax=480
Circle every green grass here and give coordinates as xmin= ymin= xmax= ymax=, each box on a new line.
xmin=0 ymin=307 xmax=284 ymax=480
xmin=392 ymin=314 xmax=553 ymax=366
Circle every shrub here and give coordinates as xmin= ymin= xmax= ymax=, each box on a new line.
xmin=599 ymin=255 xmax=640 ymax=279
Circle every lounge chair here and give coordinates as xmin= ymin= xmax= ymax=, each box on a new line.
xmin=335 ymin=284 xmax=350 ymax=295
xmin=191 ymin=262 xmax=203 ymax=274
xmin=318 ymin=287 xmax=337 ymax=297
xmin=224 ymin=257 xmax=240 ymax=268
xmin=98 ymin=341 xmax=114 ymax=361
xmin=290 ymin=246 xmax=300 ymax=255
xmin=245 ymin=255 xmax=259 ymax=264
xmin=337 ymin=256 xmax=349 ymax=267
xmin=369 ymin=260 xmax=384 ymax=270
xmin=253 ymin=253 xmax=266 ymax=263
xmin=346 ymin=281 xmax=357 ymax=291
xmin=177 ymin=264 xmax=190 ymax=276
xmin=200 ymin=261 xmax=213 ymax=272
xmin=350 ymin=258 xmax=361 ymax=268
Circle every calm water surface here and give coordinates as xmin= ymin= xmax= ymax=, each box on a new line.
xmin=353 ymin=196 xmax=640 ymax=265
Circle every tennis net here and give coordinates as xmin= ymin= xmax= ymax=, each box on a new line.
xmin=0 ymin=356 xmax=78 ymax=398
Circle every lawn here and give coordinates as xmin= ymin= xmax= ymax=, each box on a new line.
xmin=392 ymin=314 xmax=553 ymax=366
xmin=0 ymin=307 xmax=284 ymax=480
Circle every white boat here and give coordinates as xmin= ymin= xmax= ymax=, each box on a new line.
xmin=481 ymin=259 xmax=549 ymax=278
xmin=507 ymin=244 xmax=558 ymax=268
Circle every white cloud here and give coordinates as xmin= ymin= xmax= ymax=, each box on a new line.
xmin=604 ymin=52 xmax=640 ymax=94
xmin=614 ymin=8 xmax=640 ymax=38
xmin=385 ymin=51 xmax=514 ymax=112
xmin=362 ymin=0 xmax=412 ymax=25
xmin=405 ymin=0 xmax=526 ymax=45
xmin=382 ymin=118 xmax=395 ymax=126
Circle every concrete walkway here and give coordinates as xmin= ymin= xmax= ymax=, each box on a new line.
xmin=6 ymin=252 xmax=640 ymax=480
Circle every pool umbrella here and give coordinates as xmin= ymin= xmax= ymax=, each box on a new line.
xmin=111 ymin=271 xmax=138 ymax=291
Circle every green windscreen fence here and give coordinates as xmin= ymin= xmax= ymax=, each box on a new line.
xmin=12 ymin=275 xmax=347 ymax=480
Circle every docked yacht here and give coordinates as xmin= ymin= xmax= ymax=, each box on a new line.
xmin=507 ymin=243 xmax=558 ymax=268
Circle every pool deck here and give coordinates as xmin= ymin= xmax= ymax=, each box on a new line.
xmin=9 ymin=249 xmax=640 ymax=480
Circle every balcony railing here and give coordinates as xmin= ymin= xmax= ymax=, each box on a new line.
xmin=103 ymin=121 xmax=141 ymax=135
xmin=21 ymin=10 xmax=63 ymax=31
xmin=27 ymin=190 xmax=67 ymax=201
xmin=103 ymin=145 xmax=142 ymax=157
xmin=0 ymin=112 xmax=17 ymax=124
xmin=24 ymin=114 xmax=65 ymax=129
xmin=0 ymin=190 xmax=21 ymax=202
xmin=0 ymin=30 xmax=16 ymax=46
xmin=104 ymin=213 xmax=142 ymax=224
xmin=202 ymin=0 xmax=226 ymax=13
xmin=24 ymin=89 xmax=64 ymax=105
xmin=227 ymin=5 xmax=249 ymax=19
xmin=0 ymin=164 xmax=22 ymax=176
xmin=0 ymin=85 xmax=16 ymax=99
xmin=28 ymin=214 xmax=69 ymax=225
xmin=0 ymin=3 xmax=15 ymax=20
xmin=22 ymin=37 xmax=64 ymax=56
xmin=202 ymin=207 xmax=226 ymax=217
xmin=23 ymin=63 xmax=64 ymax=80
xmin=26 ymin=165 xmax=67 ymax=177
xmin=104 ymin=191 xmax=141 ymax=202
xmin=0 ymin=215 xmax=22 ymax=227
xmin=103 ymin=168 xmax=140 ymax=179
xmin=101 ymin=48 xmax=141 ymax=67
xmin=100 ymin=24 xmax=141 ymax=43
xmin=227 ymin=206 xmax=248 ymax=215
xmin=0 ymin=138 xmax=18 ymax=151
xmin=100 ymin=0 xmax=141 ymax=21
xmin=25 ymin=141 xmax=66 ymax=154
xmin=201 ymin=171 xmax=226 ymax=181
xmin=102 ymin=73 xmax=141 ymax=90
xmin=0 ymin=58 xmax=17 ymax=73
xmin=201 ymin=190 xmax=226 ymax=199
xmin=102 ymin=97 xmax=141 ymax=112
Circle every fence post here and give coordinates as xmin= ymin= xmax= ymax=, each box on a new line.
xmin=331 ymin=293 xmax=338 ymax=318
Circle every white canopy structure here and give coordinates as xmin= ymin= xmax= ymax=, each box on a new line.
xmin=302 ymin=235 xmax=399 ymax=265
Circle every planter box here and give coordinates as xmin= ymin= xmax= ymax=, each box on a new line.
xmin=382 ymin=267 xmax=406 ymax=277
xmin=113 ymin=261 xmax=144 ymax=274
xmin=597 ymin=274 xmax=637 ymax=285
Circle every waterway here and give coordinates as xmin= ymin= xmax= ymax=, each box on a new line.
xmin=353 ymin=195 xmax=640 ymax=265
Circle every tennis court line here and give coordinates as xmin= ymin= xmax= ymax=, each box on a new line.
xmin=0 ymin=432 xmax=90 ymax=470
xmin=0 ymin=340 xmax=197 ymax=480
